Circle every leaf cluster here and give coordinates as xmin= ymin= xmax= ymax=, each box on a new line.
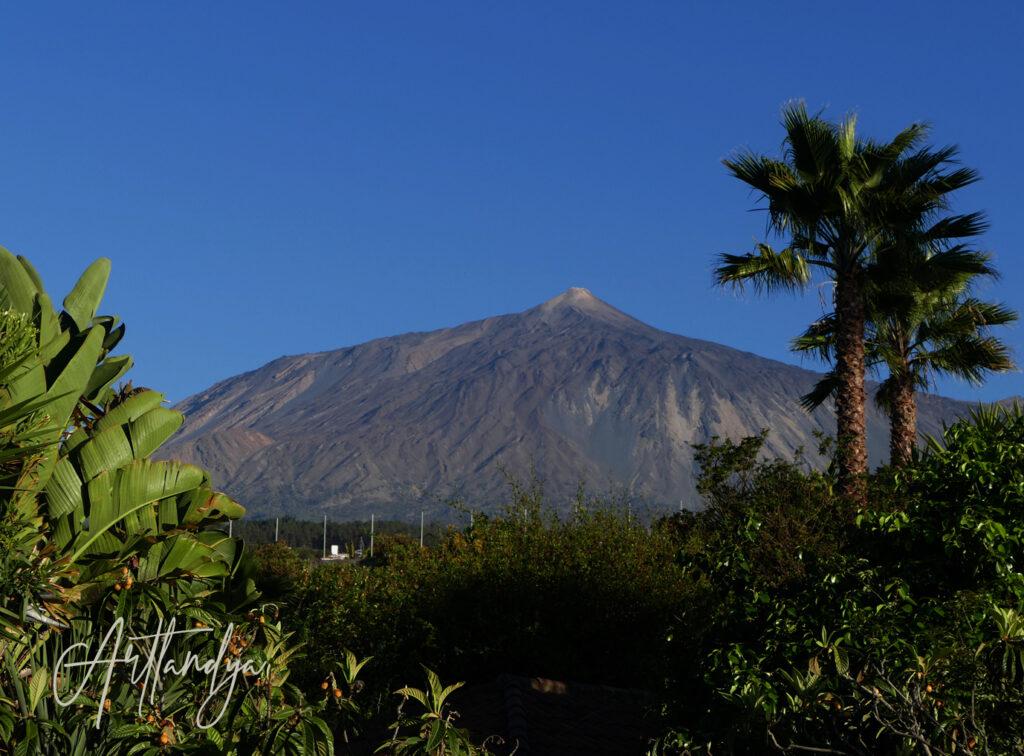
xmin=659 ymin=407 xmax=1024 ymax=754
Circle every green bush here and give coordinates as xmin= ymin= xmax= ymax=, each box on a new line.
xmin=0 ymin=252 xmax=333 ymax=755
xmin=283 ymin=475 xmax=694 ymax=712
xmin=659 ymin=409 xmax=1024 ymax=754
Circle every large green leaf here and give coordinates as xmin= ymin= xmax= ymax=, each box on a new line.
xmin=158 ymin=496 xmax=178 ymax=531
xmin=37 ymin=324 xmax=71 ymax=366
xmin=114 ymin=459 xmax=206 ymax=522
xmin=84 ymin=354 xmax=133 ymax=402
xmin=84 ymin=469 xmax=127 ymax=555
xmin=16 ymin=255 xmax=46 ymax=296
xmin=425 ymin=719 xmax=445 ymax=751
xmin=44 ymin=457 xmax=84 ymax=520
xmin=77 ymin=423 xmax=134 ymax=483
xmin=179 ymin=489 xmax=245 ymax=525
xmin=44 ymin=326 xmax=104 ymax=432
xmin=61 ymin=426 xmax=90 ymax=457
xmin=32 ymin=291 xmax=60 ymax=345
xmin=62 ymin=257 xmax=111 ymax=332
xmin=136 ymin=540 xmax=165 ymax=582
xmin=0 ymin=247 xmax=39 ymax=314
xmin=126 ymin=408 xmax=184 ymax=459
xmin=94 ymin=390 xmax=165 ymax=432
xmin=4 ymin=352 xmax=47 ymax=408
xmin=89 ymin=315 xmax=124 ymax=352
xmin=159 ymin=535 xmax=223 ymax=577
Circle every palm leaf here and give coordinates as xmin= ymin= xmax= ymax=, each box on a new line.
xmin=714 ymin=244 xmax=811 ymax=292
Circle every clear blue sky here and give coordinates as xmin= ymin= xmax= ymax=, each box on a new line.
xmin=4 ymin=2 xmax=1022 ymax=405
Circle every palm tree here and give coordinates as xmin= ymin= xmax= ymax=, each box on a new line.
xmin=793 ymin=243 xmax=1017 ymax=467
xmin=715 ymin=102 xmax=980 ymax=504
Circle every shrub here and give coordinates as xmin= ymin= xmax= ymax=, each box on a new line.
xmin=0 ymin=252 xmax=332 ymax=755
xmin=659 ymin=409 xmax=1024 ymax=754
xmin=286 ymin=475 xmax=695 ymax=710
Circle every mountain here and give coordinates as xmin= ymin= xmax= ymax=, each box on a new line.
xmin=159 ymin=288 xmax=976 ymax=520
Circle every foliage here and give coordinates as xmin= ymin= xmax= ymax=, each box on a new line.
xmin=321 ymin=650 xmax=374 ymax=748
xmin=231 ymin=517 xmax=447 ymax=553
xmin=274 ymin=473 xmax=695 ymax=737
xmin=0 ymin=250 xmax=332 ymax=755
xmin=715 ymin=101 xmax=982 ymax=503
xmin=793 ymin=236 xmax=1017 ymax=465
xmin=659 ymin=406 xmax=1024 ymax=754
xmin=377 ymin=667 xmax=494 ymax=756
xmin=250 ymin=542 xmax=316 ymax=604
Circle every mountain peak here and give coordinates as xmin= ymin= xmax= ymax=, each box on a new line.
xmin=539 ymin=287 xmax=601 ymax=309
xmin=560 ymin=286 xmax=596 ymax=301
xmin=532 ymin=287 xmax=648 ymax=331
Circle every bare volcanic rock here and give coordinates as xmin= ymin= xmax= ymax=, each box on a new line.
xmin=159 ymin=288 xmax=977 ymax=519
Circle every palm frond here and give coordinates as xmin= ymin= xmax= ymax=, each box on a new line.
xmin=780 ymin=102 xmax=834 ymax=177
xmin=967 ymin=299 xmax=1020 ymax=327
xmin=883 ymin=144 xmax=956 ymax=189
xmin=799 ymin=371 xmax=839 ymax=412
xmin=921 ymin=211 xmax=989 ymax=243
xmin=918 ymin=298 xmax=1020 ymax=343
xmin=874 ymin=376 xmax=896 ymax=413
xmin=882 ymin=122 xmax=929 ymax=160
xmin=714 ymin=244 xmax=811 ymax=293
xmin=791 ymin=314 xmax=838 ymax=361
xmin=927 ymin=165 xmax=982 ymax=195
xmin=912 ymin=247 xmax=996 ymax=291
xmin=722 ymin=152 xmax=795 ymax=198
xmin=916 ymin=336 xmax=1016 ymax=384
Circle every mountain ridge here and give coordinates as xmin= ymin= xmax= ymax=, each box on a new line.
xmin=160 ymin=288 xmax=982 ymax=519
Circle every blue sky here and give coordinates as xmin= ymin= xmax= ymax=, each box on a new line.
xmin=4 ymin=2 xmax=1023 ymax=405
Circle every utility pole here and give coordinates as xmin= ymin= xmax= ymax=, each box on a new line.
xmin=275 ymin=517 xmax=279 ymax=543
xmin=322 ymin=514 xmax=326 ymax=559
xmin=370 ymin=514 xmax=375 ymax=559
xmin=420 ymin=511 xmax=424 ymax=547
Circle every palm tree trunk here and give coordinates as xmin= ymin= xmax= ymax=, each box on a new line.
xmin=833 ymin=269 xmax=868 ymax=505
xmin=888 ymin=373 xmax=917 ymax=467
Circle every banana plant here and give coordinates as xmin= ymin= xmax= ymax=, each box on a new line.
xmin=0 ymin=249 xmax=245 ymax=622
xmin=0 ymin=250 xmax=278 ymax=755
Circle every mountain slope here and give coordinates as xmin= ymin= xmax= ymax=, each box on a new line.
xmin=160 ymin=288 xmax=975 ymax=519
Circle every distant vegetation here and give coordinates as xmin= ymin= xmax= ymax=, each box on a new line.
xmin=253 ymin=406 xmax=1024 ymax=754
xmin=224 ymin=516 xmax=449 ymax=553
